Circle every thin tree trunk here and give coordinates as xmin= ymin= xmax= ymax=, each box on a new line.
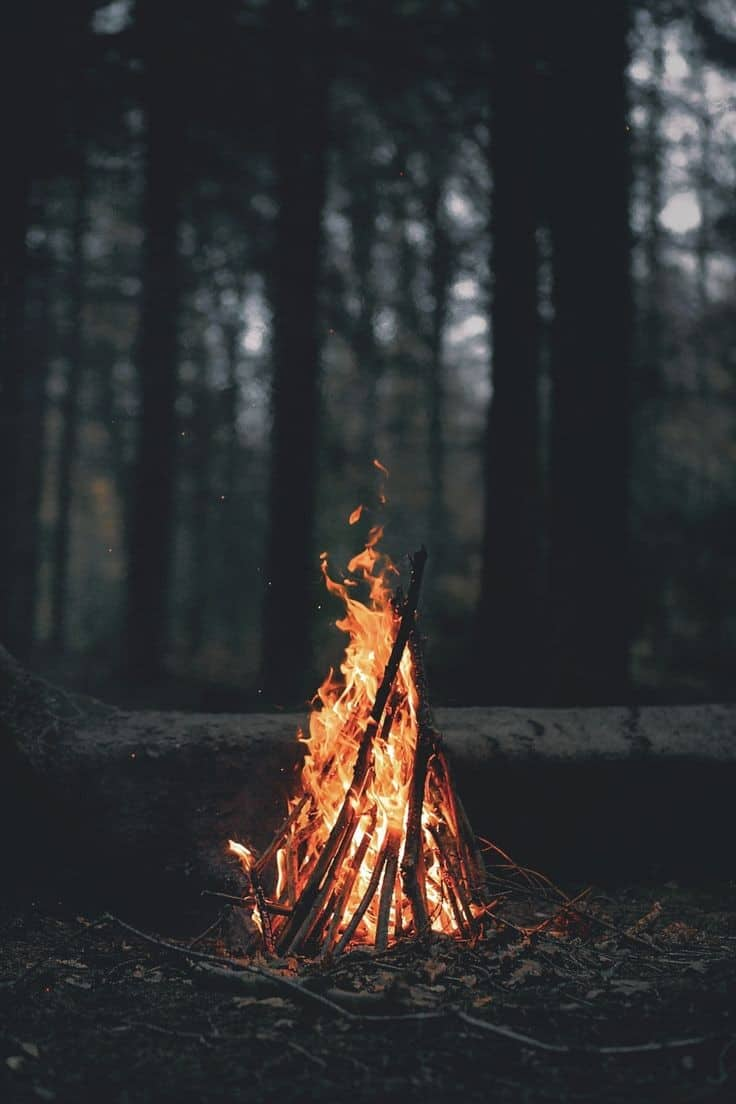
xmin=261 ymin=0 xmax=330 ymax=704
xmin=0 ymin=9 xmax=34 ymax=657
xmin=426 ymin=179 xmax=452 ymax=575
xmin=221 ymin=314 xmax=245 ymax=655
xmin=125 ymin=0 xmax=182 ymax=682
xmin=349 ymin=174 xmax=381 ymax=470
xmin=477 ymin=3 xmax=542 ymax=703
xmin=642 ymin=14 xmax=665 ymax=399
xmin=187 ymin=340 xmax=212 ymax=655
xmin=546 ymin=1 xmax=632 ymax=704
xmin=9 ymin=234 xmax=53 ymax=661
xmin=50 ymin=161 xmax=88 ymax=651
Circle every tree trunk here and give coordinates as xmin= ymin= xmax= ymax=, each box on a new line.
xmin=50 ymin=161 xmax=88 ymax=651
xmin=425 ymin=179 xmax=452 ymax=577
xmin=642 ymin=13 xmax=665 ymax=400
xmin=348 ymin=168 xmax=381 ymax=472
xmin=1 ymin=643 xmax=734 ymax=920
xmin=546 ymin=1 xmax=632 ymax=704
xmin=125 ymin=0 xmax=182 ymax=683
xmin=187 ymin=340 xmax=212 ymax=655
xmin=9 ymin=235 xmax=52 ymax=660
xmin=220 ymin=313 xmax=247 ymax=655
xmin=0 ymin=7 xmax=36 ymax=660
xmin=261 ymin=0 xmax=330 ymax=705
xmin=477 ymin=3 xmax=542 ymax=702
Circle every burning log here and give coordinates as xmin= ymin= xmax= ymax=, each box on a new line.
xmin=229 ymin=536 xmax=489 ymax=957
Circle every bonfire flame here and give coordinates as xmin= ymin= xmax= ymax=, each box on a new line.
xmin=230 ymin=493 xmax=484 ymax=955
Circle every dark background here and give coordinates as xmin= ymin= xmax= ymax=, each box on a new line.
xmin=1 ymin=0 xmax=735 ymax=711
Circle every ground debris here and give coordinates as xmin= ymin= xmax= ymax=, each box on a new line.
xmin=1 ymin=882 xmax=735 ymax=1103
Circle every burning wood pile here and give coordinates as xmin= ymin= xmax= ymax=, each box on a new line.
xmin=229 ymin=505 xmax=489 ymax=958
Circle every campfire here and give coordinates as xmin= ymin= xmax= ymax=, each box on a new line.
xmin=229 ymin=492 xmax=488 ymax=957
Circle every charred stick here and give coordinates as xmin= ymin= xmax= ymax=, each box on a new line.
xmin=248 ymin=865 xmax=275 ymax=954
xmin=333 ymin=836 xmax=391 ymax=956
xmin=203 ymin=890 xmax=292 ymax=917
xmin=280 ymin=805 xmax=360 ymax=955
xmin=401 ymin=624 xmax=436 ymax=934
xmin=428 ymin=823 xmax=476 ymax=936
xmin=428 ymin=828 xmax=469 ymax=936
xmin=286 ymin=835 xmax=298 ymax=907
xmin=255 ymin=793 xmax=311 ymax=876
xmin=432 ymin=749 xmax=485 ymax=891
xmin=428 ymin=756 xmax=481 ymax=902
xmin=375 ymin=829 xmax=401 ymax=950
xmin=276 ymin=549 xmax=427 ymax=950
xmin=394 ymin=873 xmax=404 ymax=939
xmin=322 ymin=809 xmax=377 ymax=956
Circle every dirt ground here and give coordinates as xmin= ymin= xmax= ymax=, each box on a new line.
xmin=1 ymin=882 xmax=735 ymax=1104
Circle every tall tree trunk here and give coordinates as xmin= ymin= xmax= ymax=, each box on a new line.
xmin=425 ymin=179 xmax=452 ymax=578
xmin=125 ymin=0 xmax=182 ymax=682
xmin=0 ymin=8 xmax=34 ymax=658
xmin=261 ymin=0 xmax=330 ymax=705
xmin=348 ymin=173 xmax=381 ymax=471
xmin=187 ymin=339 xmax=212 ymax=656
xmin=546 ymin=1 xmax=632 ymax=704
xmin=221 ymin=314 xmax=245 ymax=655
xmin=476 ymin=3 xmax=542 ymax=703
xmin=642 ymin=12 xmax=665 ymax=400
xmin=9 ymin=235 xmax=52 ymax=661
xmin=50 ymin=161 xmax=88 ymax=651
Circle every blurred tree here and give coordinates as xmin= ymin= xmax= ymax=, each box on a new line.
xmin=0 ymin=1 xmax=67 ymax=661
xmin=124 ymin=0 xmax=184 ymax=682
xmin=0 ymin=7 xmax=34 ymax=659
xmin=261 ymin=0 xmax=331 ymax=704
xmin=476 ymin=2 xmax=542 ymax=703
xmin=641 ymin=5 xmax=666 ymax=400
xmin=50 ymin=3 xmax=96 ymax=650
xmin=546 ymin=0 xmax=633 ymax=703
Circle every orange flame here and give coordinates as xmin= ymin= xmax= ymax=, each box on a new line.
xmin=286 ymin=521 xmax=456 ymax=944
xmin=231 ymin=495 xmax=464 ymax=950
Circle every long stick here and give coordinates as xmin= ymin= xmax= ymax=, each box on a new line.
xmin=333 ymin=836 xmax=391 ymax=956
xmin=375 ymin=829 xmax=401 ymax=950
xmin=401 ymin=625 xmax=435 ymax=934
xmin=276 ymin=548 xmax=427 ymax=951
xmin=281 ymin=804 xmax=360 ymax=954
xmin=255 ymin=793 xmax=311 ymax=876
xmin=322 ymin=809 xmax=377 ymax=956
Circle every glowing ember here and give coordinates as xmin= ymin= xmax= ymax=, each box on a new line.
xmin=229 ymin=492 xmax=486 ymax=956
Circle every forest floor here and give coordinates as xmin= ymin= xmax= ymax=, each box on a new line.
xmin=1 ymin=882 xmax=734 ymax=1104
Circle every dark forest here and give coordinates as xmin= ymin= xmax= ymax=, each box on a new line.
xmin=2 ymin=0 xmax=735 ymax=710
xmin=2 ymin=5 xmax=736 ymax=1103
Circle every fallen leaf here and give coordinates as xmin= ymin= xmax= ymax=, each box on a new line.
xmin=6 ymin=1056 xmax=25 ymax=1072
xmin=473 ymin=995 xmax=493 ymax=1008
xmin=256 ymin=996 xmax=293 ymax=1009
xmin=611 ymin=979 xmax=652 ymax=995
xmin=34 ymin=1088 xmax=56 ymax=1102
xmin=21 ymin=1042 xmax=40 ymax=1059
xmin=424 ymin=960 xmax=447 ymax=984
xmin=64 ymin=977 xmax=92 ymax=990
xmin=507 ymin=960 xmax=543 ymax=987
